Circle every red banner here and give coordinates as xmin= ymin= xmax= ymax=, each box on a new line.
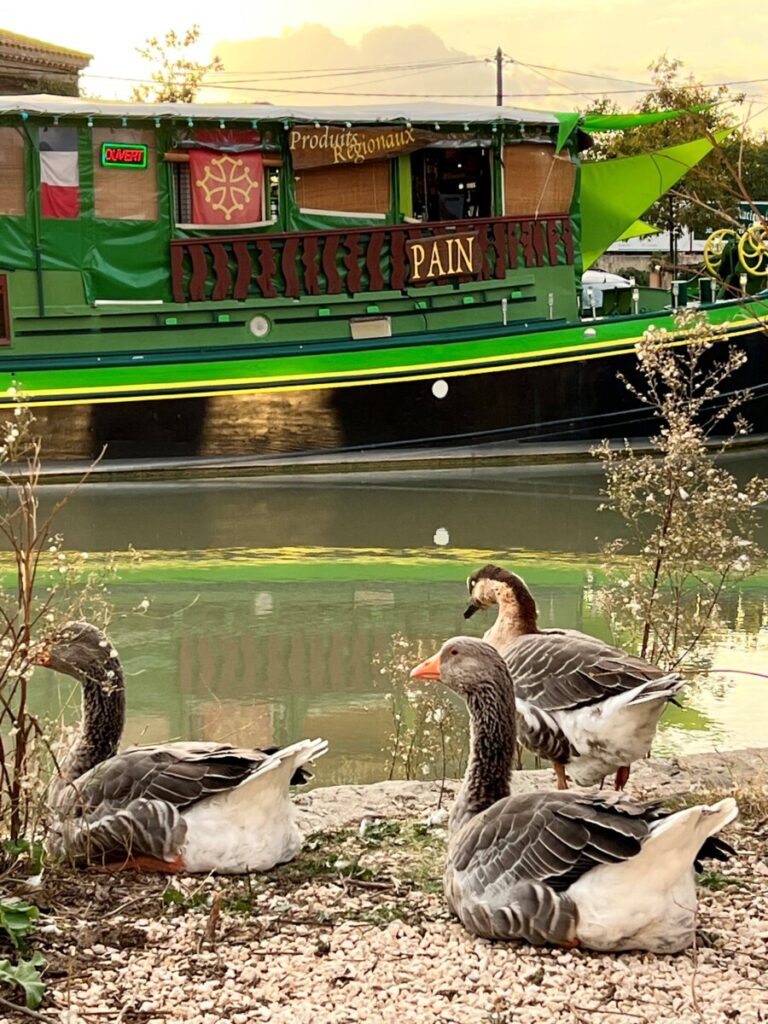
xmin=190 ymin=149 xmax=264 ymax=225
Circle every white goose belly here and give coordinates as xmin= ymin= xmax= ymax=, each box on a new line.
xmin=180 ymin=785 xmax=301 ymax=874
xmin=554 ymin=700 xmax=669 ymax=786
xmin=567 ymin=858 xmax=697 ymax=953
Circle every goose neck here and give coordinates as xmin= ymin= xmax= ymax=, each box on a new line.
xmin=450 ymin=684 xmax=516 ymax=834
xmin=484 ymin=589 xmax=538 ymax=648
xmin=61 ymin=663 xmax=125 ymax=782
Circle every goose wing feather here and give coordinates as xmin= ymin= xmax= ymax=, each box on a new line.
xmin=502 ymin=633 xmax=666 ymax=711
xmin=50 ymin=797 xmax=187 ymax=866
xmin=59 ymin=742 xmax=280 ymax=817
xmin=451 ymin=792 xmax=654 ymax=893
xmin=515 ymin=704 xmax=574 ymax=764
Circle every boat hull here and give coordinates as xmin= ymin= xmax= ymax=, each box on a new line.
xmin=7 ymin=306 xmax=768 ymax=462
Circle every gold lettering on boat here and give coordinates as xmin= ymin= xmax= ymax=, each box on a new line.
xmin=410 ymin=244 xmax=427 ymax=281
xmin=453 ymin=236 xmax=475 ymax=274
xmin=406 ymin=233 xmax=481 ymax=282
xmin=290 ymin=125 xmax=435 ymax=169
xmin=427 ymin=245 xmax=446 ymax=279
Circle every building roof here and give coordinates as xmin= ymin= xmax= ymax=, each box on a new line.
xmin=608 ymin=229 xmax=705 ymax=255
xmin=0 ymin=94 xmax=561 ymax=126
xmin=0 ymin=30 xmax=91 ymax=68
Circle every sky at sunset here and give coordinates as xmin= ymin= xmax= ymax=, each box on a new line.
xmin=3 ymin=1 xmax=768 ymax=127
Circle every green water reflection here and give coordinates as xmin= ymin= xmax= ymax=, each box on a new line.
xmin=27 ymin=454 xmax=768 ymax=785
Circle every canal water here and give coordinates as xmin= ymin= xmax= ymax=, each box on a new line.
xmin=29 ymin=450 xmax=768 ymax=786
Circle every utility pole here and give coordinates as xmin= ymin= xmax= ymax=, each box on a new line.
xmin=495 ymin=47 xmax=503 ymax=106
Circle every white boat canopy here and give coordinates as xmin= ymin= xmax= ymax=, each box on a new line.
xmin=0 ymin=94 xmax=561 ymax=126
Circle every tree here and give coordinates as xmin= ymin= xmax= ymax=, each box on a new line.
xmin=131 ymin=25 xmax=223 ymax=104
xmin=582 ymin=56 xmax=748 ymax=266
xmin=593 ymin=309 xmax=767 ymax=669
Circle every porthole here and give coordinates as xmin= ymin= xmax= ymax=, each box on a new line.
xmin=249 ymin=315 xmax=271 ymax=338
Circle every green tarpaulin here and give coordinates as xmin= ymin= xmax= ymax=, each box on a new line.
xmin=580 ymin=133 xmax=723 ymax=268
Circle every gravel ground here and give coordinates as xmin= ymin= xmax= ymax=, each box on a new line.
xmin=2 ymin=752 xmax=767 ymax=1024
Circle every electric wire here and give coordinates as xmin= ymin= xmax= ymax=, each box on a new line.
xmin=211 ymin=57 xmax=484 ymax=81
xmin=10 ymin=49 xmax=768 ymax=106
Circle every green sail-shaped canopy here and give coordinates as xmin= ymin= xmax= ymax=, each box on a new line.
xmin=580 ymin=133 xmax=724 ymax=269
xmin=618 ymin=219 xmax=660 ymax=240
xmin=554 ymin=105 xmax=711 ymax=153
xmin=581 ymin=106 xmax=710 ymax=135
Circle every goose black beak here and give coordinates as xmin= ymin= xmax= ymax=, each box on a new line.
xmin=410 ymin=652 xmax=442 ymax=680
xmin=463 ymin=601 xmax=481 ymax=619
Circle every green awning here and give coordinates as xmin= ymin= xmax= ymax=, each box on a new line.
xmin=580 ymin=132 xmax=725 ymax=269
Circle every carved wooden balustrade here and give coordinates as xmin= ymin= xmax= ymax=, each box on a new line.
xmin=169 ymin=213 xmax=574 ymax=303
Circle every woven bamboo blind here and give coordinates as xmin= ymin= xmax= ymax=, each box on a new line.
xmin=0 ymin=127 xmax=26 ymax=216
xmin=503 ymin=144 xmax=576 ymax=217
xmin=295 ymin=159 xmax=391 ymax=215
xmin=93 ymin=128 xmax=159 ymax=220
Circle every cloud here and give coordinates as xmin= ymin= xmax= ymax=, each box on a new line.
xmin=202 ymin=23 xmax=559 ymax=112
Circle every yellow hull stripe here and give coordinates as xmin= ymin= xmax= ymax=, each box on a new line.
xmin=2 ymin=315 xmax=766 ymax=409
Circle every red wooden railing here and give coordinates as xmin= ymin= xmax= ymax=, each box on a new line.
xmin=169 ymin=213 xmax=574 ymax=304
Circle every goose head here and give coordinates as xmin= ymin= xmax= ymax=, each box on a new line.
xmin=34 ymin=621 xmax=122 ymax=690
xmin=464 ymin=564 xmax=539 ymax=645
xmin=33 ymin=621 xmax=125 ymax=781
xmin=411 ymin=635 xmax=512 ymax=698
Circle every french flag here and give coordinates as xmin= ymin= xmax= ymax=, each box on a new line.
xmin=39 ymin=127 xmax=80 ymax=218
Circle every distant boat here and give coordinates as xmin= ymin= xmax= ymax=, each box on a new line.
xmin=0 ymin=95 xmax=765 ymax=464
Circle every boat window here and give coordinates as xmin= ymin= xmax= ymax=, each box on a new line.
xmin=410 ymin=147 xmax=491 ymax=222
xmin=502 ymin=143 xmax=576 ymax=217
xmin=170 ymin=144 xmax=276 ymax=229
xmin=267 ymin=167 xmax=281 ymax=221
xmin=172 ymin=163 xmax=281 ymax=227
xmin=295 ymin=160 xmax=390 ymax=218
xmin=93 ymin=128 xmax=159 ymax=220
xmin=172 ymin=162 xmax=193 ymax=224
xmin=0 ymin=127 xmax=26 ymax=216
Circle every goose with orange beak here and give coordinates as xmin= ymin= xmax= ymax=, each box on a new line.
xmin=410 ymin=636 xmax=736 ymax=952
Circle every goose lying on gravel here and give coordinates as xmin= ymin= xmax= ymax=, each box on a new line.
xmin=464 ymin=564 xmax=684 ymax=789
xmin=33 ymin=621 xmax=327 ymax=873
xmin=411 ymin=637 xmax=737 ymax=953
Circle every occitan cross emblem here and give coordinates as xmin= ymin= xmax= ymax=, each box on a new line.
xmin=195 ymin=154 xmax=260 ymax=221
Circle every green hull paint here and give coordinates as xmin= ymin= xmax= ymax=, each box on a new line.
xmin=2 ymin=293 xmax=765 ymax=406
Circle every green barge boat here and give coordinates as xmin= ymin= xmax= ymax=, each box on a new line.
xmin=0 ymin=95 xmax=766 ymax=461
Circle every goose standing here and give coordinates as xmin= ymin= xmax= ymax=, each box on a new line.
xmin=464 ymin=564 xmax=684 ymax=789
xmin=33 ymin=621 xmax=327 ymax=873
xmin=411 ymin=637 xmax=737 ymax=952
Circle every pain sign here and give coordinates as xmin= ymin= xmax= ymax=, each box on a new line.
xmin=406 ymin=233 xmax=481 ymax=283
xmin=100 ymin=142 xmax=149 ymax=169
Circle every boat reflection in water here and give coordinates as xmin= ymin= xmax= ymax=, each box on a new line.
xmin=31 ymin=456 xmax=768 ymax=785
